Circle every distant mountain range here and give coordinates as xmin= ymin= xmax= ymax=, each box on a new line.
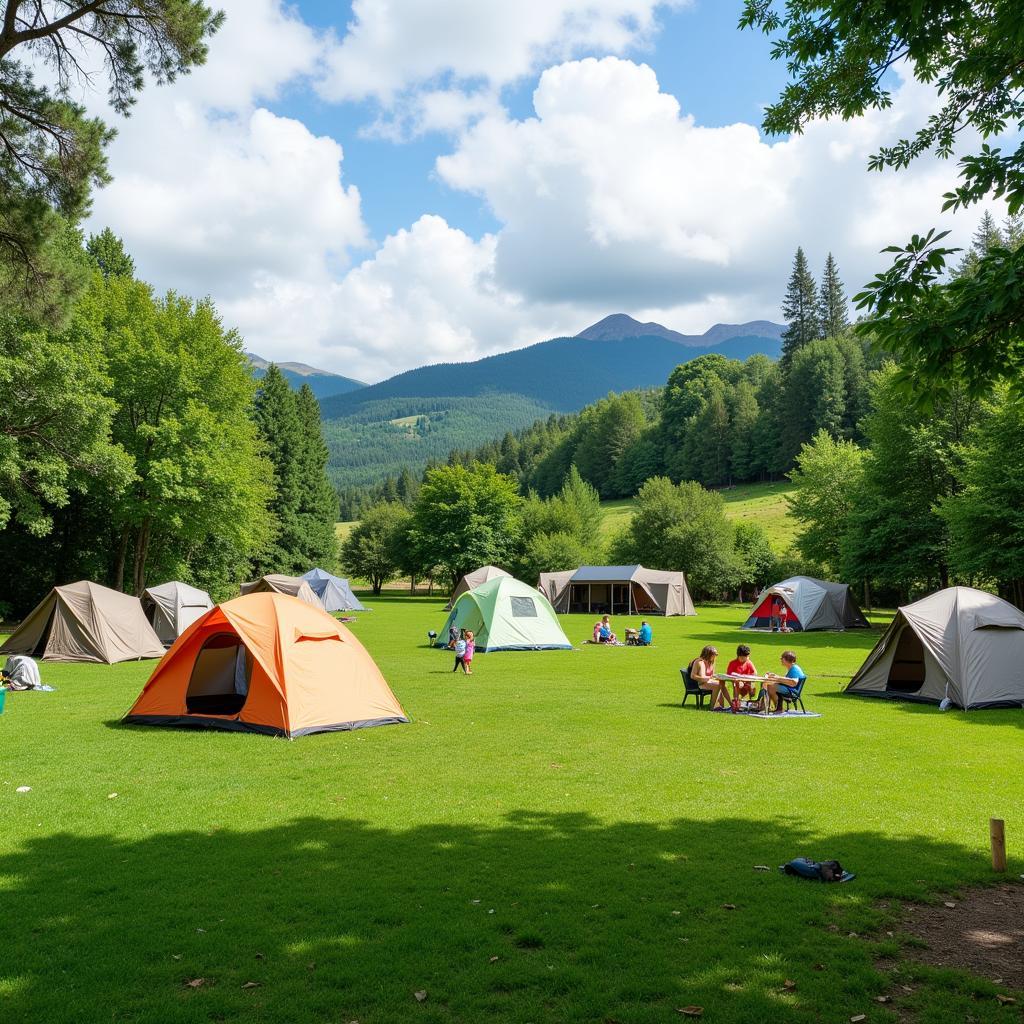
xmin=576 ymin=314 xmax=785 ymax=347
xmin=316 ymin=314 xmax=785 ymax=490
xmin=247 ymin=352 xmax=364 ymax=399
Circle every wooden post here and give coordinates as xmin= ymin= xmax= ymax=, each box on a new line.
xmin=990 ymin=818 xmax=1006 ymax=872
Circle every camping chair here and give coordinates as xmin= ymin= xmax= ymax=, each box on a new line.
xmin=778 ymin=677 xmax=808 ymax=714
xmin=680 ymin=667 xmax=709 ymax=709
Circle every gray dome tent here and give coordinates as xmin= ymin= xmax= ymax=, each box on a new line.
xmin=302 ymin=568 xmax=366 ymax=612
xmin=538 ymin=565 xmax=695 ymax=616
xmin=142 ymin=581 xmax=214 ymax=646
xmin=742 ymin=576 xmax=868 ymax=632
xmin=846 ymin=587 xmax=1024 ymax=710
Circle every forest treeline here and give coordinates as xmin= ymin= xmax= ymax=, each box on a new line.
xmin=343 ymin=224 xmax=1024 ymax=608
xmin=0 ymin=230 xmax=339 ymax=617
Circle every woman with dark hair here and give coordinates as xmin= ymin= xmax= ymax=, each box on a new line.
xmin=688 ymin=645 xmax=728 ymax=709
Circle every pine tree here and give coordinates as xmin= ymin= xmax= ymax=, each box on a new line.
xmin=86 ymin=228 xmax=135 ymax=280
xmin=817 ymin=252 xmax=848 ymax=338
xmin=780 ymin=247 xmax=821 ymax=367
xmin=955 ymin=210 xmax=1004 ymax=278
xmin=252 ymin=365 xmax=305 ymax=574
xmin=294 ymin=384 xmax=341 ymax=569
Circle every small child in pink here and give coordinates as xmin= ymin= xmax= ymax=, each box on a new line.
xmin=463 ymin=630 xmax=475 ymax=675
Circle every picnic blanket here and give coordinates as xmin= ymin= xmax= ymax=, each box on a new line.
xmin=745 ymin=709 xmax=821 ymax=719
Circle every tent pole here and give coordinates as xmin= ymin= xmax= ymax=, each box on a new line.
xmin=589 ymin=583 xmax=592 ymax=615
xmin=627 ymin=583 xmax=632 ymax=617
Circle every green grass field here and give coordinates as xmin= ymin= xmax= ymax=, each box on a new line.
xmin=2 ymin=598 xmax=1020 ymax=1023
xmin=600 ymin=480 xmax=798 ymax=550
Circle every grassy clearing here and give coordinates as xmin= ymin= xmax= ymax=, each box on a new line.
xmin=335 ymin=520 xmax=356 ymax=543
xmin=600 ymin=480 xmax=798 ymax=551
xmin=1 ymin=598 xmax=1020 ymax=1023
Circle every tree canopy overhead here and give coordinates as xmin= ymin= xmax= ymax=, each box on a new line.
xmin=0 ymin=1 xmax=223 ymax=316
xmin=741 ymin=0 xmax=1024 ymax=402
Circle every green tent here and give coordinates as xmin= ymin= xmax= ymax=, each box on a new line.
xmin=439 ymin=576 xmax=572 ymax=652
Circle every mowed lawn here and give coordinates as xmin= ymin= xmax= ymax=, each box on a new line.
xmin=1 ymin=599 xmax=1021 ymax=1024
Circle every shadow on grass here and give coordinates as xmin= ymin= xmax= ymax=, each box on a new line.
xmin=0 ymin=812 xmax=1015 ymax=1024
xmin=816 ymin=690 xmax=1024 ymax=729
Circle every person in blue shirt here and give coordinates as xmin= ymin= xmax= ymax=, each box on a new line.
xmin=764 ymin=650 xmax=806 ymax=713
xmin=638 ymin=621 xmax=653 ymax=646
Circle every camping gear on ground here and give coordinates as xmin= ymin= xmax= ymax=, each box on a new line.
xmin=302 ymin=568 xmax=366 ymax=612
xmin=124 ymin=592 xmax=408 ymax=738
xmin=2 ymin=655 xmax=42 ymax=690
xmin=539 ymin=565 xmax=695 ymax=617
xmin=0 ymin=581 xmax=165 ymax=664
xmin=781 ymin=858 xmax=855 ymax=883
xmin=845 ymin=586 xmax=1024 ymax=709
xmin=240 ymin=574 xmax=323 ymax=609
xmin=743 ymin=576 xmax=869 ymax=632
xmin=142 ymin=582 xmax=214 ymax=646
xmin=445 ymin=566 xmax=512 ymax=610
xmin=438 ymin=576 xmax=572 ymax=652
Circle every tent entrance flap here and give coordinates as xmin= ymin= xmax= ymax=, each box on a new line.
xmin=886 ymin=625 xmax=926 ymax=694
xmin=186 ymin=633 xmax=254 ymax=715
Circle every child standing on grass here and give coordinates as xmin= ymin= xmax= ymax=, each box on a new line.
xmin=453 ymin=629 xmax=468 ymax=673
xmin=463 ymin=630 xmax=475 ymax=675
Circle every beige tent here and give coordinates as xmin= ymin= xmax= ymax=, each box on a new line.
xmin=142 ymin=581 xmax=214 ymax=646
xmin=445 ymin=565 xmax=512 ymax=610
xmin=846 ymin=587 xmax=1024 ymax=710
xmin=241 ymin=575 xmax=323 ymax=609
xmin=538 ymin=570 xmax=574 ymax=610
xmin=0 ymin=581 xmax=165 ymax=663
xmin=540 ymin=565 xmax=695 ymax=616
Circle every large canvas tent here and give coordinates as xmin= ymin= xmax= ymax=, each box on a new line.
xmin=142 ymin=582 xmax=214 ymax=646
xmin=846 ymin=587 xmax=1024 ymax=710
xmin=240 ymin=574 xmax=323 ymax=609
xmin=742 ymin=576 xmax=869 ymax=632
xmin=540 ymin=566 xmax=695 ymax=617
xmin=302 ymin=568 xmax=366 ymax=612
xmin=124 ymin=593 xmax=408 ymax=737
xmin=439 ymin=576 xmax=572 ymax=652
xmin=445 ymin=565 xmax=512 ymax=610
xmin=0 ymin=581 xmax=165 ymax=663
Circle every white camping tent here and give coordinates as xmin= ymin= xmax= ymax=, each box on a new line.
xmin=142 ymin=582 xmax=214 ymax=646
xmin=846 ymin=587 xmax=1024 ymax=709
xmin=445 ymin=565 xmax=512 ymax=610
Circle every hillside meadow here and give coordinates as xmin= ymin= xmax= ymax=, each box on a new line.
xmin=1 ymin=597 xmax=1020 ymax=1024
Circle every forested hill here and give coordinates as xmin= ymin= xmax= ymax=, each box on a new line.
xmin=247 ymin=353 xmax=364 ymax=399
xmin=320 ymin=333 xmax=781 ymax=420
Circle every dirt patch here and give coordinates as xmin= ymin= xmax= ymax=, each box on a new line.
xmin=897 ymin=882 xmax=1024 ymax=990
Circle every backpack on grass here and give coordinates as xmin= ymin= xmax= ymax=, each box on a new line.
xmin=781 ymin=857 xmax=854 ymax=882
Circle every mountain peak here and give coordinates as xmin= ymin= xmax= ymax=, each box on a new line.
xmin=246 ymin=352 xmax=365 ymax=400
xmin=576 ymin=314 xmax=785 ymax=348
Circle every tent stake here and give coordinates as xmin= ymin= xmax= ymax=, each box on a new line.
xmin=990 ymin=818 xmax=1006 ymax=872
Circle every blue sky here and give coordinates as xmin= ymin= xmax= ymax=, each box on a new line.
xmin=84 ymin=0 xmax=985 ymax=381
xmin=278 ymin=2 xmax=791 ymax=245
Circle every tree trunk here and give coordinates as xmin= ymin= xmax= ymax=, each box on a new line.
xmin=409 ymin=573 xmax=417 ymax=594
xmin=863 ymin=579 xmax=871 ymax=613
xmin=132 ymin=519 xmax=152 ymax=596
xmin=114 ymin=527 xmax=130 ymax=592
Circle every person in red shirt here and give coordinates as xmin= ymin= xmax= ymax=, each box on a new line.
xmin=726 ymin=643 xmax=758 ymax=703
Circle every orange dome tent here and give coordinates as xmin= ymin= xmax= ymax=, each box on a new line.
xmin=124 ymin=593 xmax=408 ymax=738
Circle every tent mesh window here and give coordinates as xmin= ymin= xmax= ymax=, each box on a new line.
xmin=186 ymin=633 xmax=254 ymax=715
xmin=509 ymin=596 xmax=538 ymax=618
xmin=886 ymin=625 xmax=926 ymax=693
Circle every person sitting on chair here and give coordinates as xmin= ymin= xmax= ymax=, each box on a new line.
xmin=638 ymin=620 xmax=652 ymax=646
xmin=764 ymin=650 xmax=806 ymax=713
xmin=688 ymin=645 xmax=728 ymax=709
xmin=725 ymin=643 xmax=757 ymax=703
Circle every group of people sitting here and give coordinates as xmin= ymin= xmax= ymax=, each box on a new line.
xmin=687 ymin=643 xmax=806 ymax=713
xmin=590 ymin=615 xmax=652 ymax=646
